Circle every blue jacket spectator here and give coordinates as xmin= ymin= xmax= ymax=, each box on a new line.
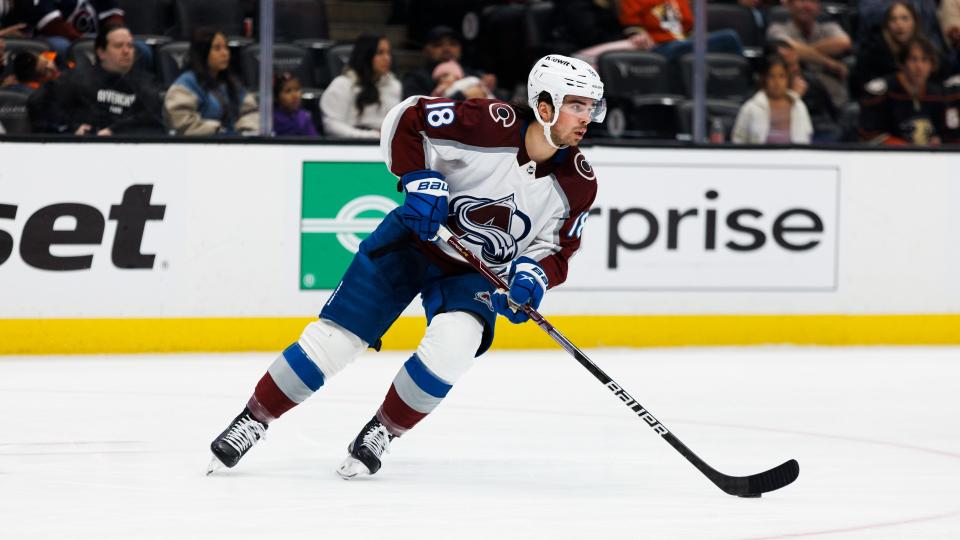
xmin=163 ymin=27 xmax=258 ymax=135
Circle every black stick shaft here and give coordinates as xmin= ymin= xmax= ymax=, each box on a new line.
xmin=435 ymin=226 xmax=799 ymax=497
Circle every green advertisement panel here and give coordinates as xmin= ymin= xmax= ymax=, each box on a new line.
xmin=300 ymin=162 xmax=402 ymax=289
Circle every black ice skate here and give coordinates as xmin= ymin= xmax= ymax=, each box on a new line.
xmin=206 ymin=407 xmax=267 ymax=475
xmin=337 ymin=416 xmax=395 ymax=479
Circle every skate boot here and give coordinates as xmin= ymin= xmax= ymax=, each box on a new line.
xmin=207 ymin=407 xmax=267 ymax=475
xmin=337 ymin=416 xmax=395 ymax=479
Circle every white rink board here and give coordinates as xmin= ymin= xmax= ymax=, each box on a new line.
xmin=1 ymin=143 xmax=958 ymax=317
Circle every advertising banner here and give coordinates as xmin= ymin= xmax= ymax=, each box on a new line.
xmin=300 ymin=161 xmax=402 ymax=290
xmin=565 ymin=162 xmax=839 ymax=291
xmin=1 ymin=142 xmax=958 ymax=353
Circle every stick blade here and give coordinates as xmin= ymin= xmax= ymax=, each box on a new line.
xmin=714 ymin=459 xmax=800 ymax=498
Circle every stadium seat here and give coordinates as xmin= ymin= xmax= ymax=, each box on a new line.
xmin=676 ymin=99 xmax=742 ymax=141
xmin=2 ymin=38 xmax=51 ymax=61
xmin=240 ymin=43 xmax=316 ymax=89
xmin=293 ymin=39 xmax=337 ymax=89
xmin=66 ymin=39 xmax=96 ymax=73
xmin=524 ymin=1 xmax=574 ymax=62
xmin=323 ymin=43 xmax=353 ymax=84
xmin=475 ymin=4 xmax=530 ymax=91
xmin=275 ymin=0 xmax=330 ymax=41
xmin=603 ymin=95 xmax=683 ymax=140
xmin=765 ymin=5 xmax=790 ymax=27
xmin=680 ymin=53 xmax=753 ymax=102
xmin=117 ymin=0 xmax=175 ymax=36
xmin=173 ymin=0 xmax=245 ymax=38
xmin=0 ymin=91 xmax=31 ymax=134
xmin=596 ymin=50 xmax=683 ymax=140
xmin=707 ymin=3 xmax=763 ymax=56
xmin=156 ymin=41 xmax=191 ymax=88
xmin=598 ymin=51 xmax=674 ymax=96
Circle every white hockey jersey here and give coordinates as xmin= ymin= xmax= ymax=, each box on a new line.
xmin=380 ymin=96 xmax=598 ymax=288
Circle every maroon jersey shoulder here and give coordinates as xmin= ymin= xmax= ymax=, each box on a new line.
xmin=386 ymin=97 xmax=521 ymax=177
xmin=554 ymin=147 xmax=598 ymax=212
xmin=536 ymin=148 xmax=598 ymax=288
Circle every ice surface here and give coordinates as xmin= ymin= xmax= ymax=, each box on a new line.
xmin=2 ymin=347 xmax=959 ymax=539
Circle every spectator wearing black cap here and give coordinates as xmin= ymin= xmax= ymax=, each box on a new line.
xmin=401 ymin=24 xmax=496 ymax=99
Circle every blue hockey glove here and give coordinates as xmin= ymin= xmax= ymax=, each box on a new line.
xmin=398 ymin=170 xmax=448 ymax=241
xmin=492 ymin=256 xmax=548 ymax=324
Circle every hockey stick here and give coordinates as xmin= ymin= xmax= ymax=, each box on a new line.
xmin=435 ymin=225 xmax=799 ymax=497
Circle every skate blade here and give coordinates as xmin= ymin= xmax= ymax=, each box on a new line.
xmin=336 ymin=456 xmax=371 ymax=479
xmin=206 ymin=456 xmax=225 ymax=476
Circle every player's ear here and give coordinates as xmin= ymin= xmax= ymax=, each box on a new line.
xmin=537 ymin=100 xmax=554 ymax=123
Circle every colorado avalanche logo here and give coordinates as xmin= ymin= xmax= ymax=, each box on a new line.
xmin=69 ymin=5 xmax=99 ymax=34
xmin=449 ymin=195 xmax=532 ymax=264
xmin=575 ymin=154 xmax=596 ymax=181
xmin=474 ymin=291 xmax=495 ymax=312
xmin=488 ymin=103 xmax=516 ymax=128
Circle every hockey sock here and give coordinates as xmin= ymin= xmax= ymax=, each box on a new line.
xmin=247 ymin=342 xmax=326 ymax=424
xmin=376 ymin=354 xmax=453 ymax=436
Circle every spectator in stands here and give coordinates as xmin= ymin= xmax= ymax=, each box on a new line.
xmin=1 ymin=49 xmax=59 ymax=92
xmin=859 ymin=36 xmax=958 ymax=145
xmin=320 ymin=33 xmax=401 ymax=139
xmin=27 ymin=23 xmax=161 ymax=135
xmin=767 ymin=0 xmax=852 ymax=109
xmin=732 ymin=54 xmax=813 ymax=144
xmin=859 ymin=0 xmax=944 ymax=50
xmin=1 ymin=22 xmax=28 ymax=38
xmin=940 ymin=0 xmax=960 ymax=73
xmin=273 ymin=71 xmax=317 ymax=137
xmin=164 ymin=27 xmax=258 ymax=136
xmin=616 ymin=0 xmax=744 ymax=60
xmin=402 ymin=25 xmax=496 ymax=99
xmin=430 ymin=59 xmax=493 ymax=100
xmin=766 ymin=39 xmax=842 ymax=141
xmin=854 ymin=2 xmax=947 ymax=96
xmin=0 ymin=0 xmax=124 ymax=58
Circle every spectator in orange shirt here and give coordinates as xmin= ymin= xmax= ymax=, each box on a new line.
xmin=618 ymin=0 xmax=744 ymax=60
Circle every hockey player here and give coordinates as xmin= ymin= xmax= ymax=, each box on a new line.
xmin=208 ymin=54 xmax=606 ymax=478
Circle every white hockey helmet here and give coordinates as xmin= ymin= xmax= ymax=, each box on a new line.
xmin=528 ymin=54 xmax=606 ymax=131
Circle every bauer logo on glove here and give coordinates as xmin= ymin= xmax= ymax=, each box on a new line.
xmin=398 ymin=169 xmax=449 ymax=241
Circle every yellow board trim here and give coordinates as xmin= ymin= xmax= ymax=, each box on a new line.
xmin=1 ymin=315 xmax=959 ymax=355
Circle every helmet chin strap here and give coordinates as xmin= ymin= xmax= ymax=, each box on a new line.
xmin=535 ymin=107 xmax=568 ymax=150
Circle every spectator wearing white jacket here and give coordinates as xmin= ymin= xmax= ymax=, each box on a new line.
xmin=320 ymin=34 xmax=401 ymax=138
xmin=732 ymin=55 xmax=813 ymax=144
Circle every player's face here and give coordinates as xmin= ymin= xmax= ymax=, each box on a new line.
xmin=372 ymin=38 xmax=392 ymax=78
xmin=207 ymin=33 xmax=230 ymax=75
xmin=278 ymin=79 xmax=302 ymax=111
xmin=903 ymin=44 xmax=933 ymax=86
xmin=887 ymin=4 xmax=916 ymax=44
xmin=550 ymin=96 xmax=593 ymax=146
xmin=98 ymin=28 xmax=135 ymax=74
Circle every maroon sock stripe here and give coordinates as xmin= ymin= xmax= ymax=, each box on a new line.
xmin=378 ymin=385 xmax=427 ymax=435
xmin=251 ymin=372 xmax=298 ymax=421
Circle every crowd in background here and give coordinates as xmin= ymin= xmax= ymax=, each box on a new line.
xmin=1 ymin=0 xmax=958 ymax=146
